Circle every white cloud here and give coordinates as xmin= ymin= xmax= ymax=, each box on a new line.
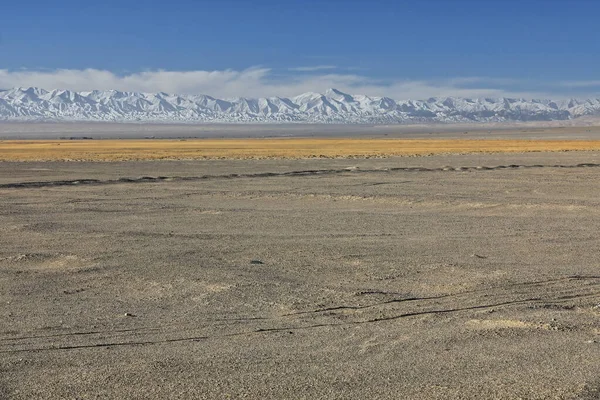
xmin=0 ymin=68 xmax=273 ymax=98
xmin=0 ymin=67 xmax=568 ymax=100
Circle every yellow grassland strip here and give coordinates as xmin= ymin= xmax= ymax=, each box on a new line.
xmin=2 ymin=138 xmax=600 ymax=161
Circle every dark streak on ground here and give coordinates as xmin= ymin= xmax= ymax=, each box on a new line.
xmin=2 ymin=163 xmax=600 ymax=189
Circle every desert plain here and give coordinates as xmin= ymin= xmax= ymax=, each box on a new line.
xmin=1 ymin=130 xmax=600 ymax=399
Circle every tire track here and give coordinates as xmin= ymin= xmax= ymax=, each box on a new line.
xmin=2 ymin=163 xmax=600 ymax=189
xmin=1 ymin=275 xmax=598 ymax=354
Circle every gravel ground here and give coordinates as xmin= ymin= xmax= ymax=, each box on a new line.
xmin=1 ymin=152 xmax=599 ymax=399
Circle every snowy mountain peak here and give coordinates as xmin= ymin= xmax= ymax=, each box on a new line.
xmin=0 ymin=87 xmax=597 ymax=124
xmin=324 ymin=88 xmax=354 ymax=101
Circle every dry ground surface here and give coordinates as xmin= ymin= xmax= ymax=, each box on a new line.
xmin=1 ymin=151 xmax=600 ymax=399
xmin=5 ymin=138 xmax=600 ymax=161
xmin=3 ymin=122 xmax=600 ymax=140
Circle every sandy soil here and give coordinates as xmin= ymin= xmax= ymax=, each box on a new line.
xmin=1 ymin=152 xmax=600 ymax=399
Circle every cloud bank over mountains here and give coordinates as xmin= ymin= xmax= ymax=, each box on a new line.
xmin=1 ymin=66 xmax=594 ymax=101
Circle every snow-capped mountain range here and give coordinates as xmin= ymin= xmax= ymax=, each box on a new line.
xmin=1 ymin=87 xmax=600 ymax=124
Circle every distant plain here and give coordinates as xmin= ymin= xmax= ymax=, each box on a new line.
xmin=3 ymin=121 xmax=600 ymax=140
xmin=3 ymin=122 xmax=600 ymax=162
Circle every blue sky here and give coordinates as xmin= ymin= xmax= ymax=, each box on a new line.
xmin=2 ymin=0 xmax=600 ymax=99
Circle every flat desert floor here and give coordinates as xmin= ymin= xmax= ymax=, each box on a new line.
xmin=1 ymin=151 xmax=600 ymax=399
xmin=3 ymin=122 xmax=600 ymax=140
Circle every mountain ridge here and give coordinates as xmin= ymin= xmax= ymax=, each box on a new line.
xmin=1 ymin=87 xmax=600 ymax=124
